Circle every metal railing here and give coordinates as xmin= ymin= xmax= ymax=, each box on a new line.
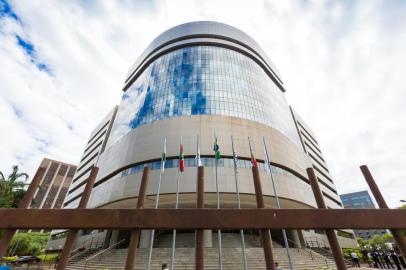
xmin=83 ymin=238 xmax=126 ymax=270
xmin=68 ymin=236 xmax=104 ymax=263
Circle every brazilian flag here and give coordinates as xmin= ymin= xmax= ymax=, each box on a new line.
xmin=213 ymin=137 xmax=221 ymax=160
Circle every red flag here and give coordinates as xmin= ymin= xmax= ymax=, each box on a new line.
xmin=179 ymin=144 xmax=185 ymax=172
xmin=251 ymin=153 xmax=258 ymax=168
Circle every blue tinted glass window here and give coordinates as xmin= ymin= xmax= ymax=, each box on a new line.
xmin=108 ymin=46 xmax=301 ymax=147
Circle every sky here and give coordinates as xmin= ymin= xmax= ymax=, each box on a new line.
xmin=0 ymin=0 xmax=405 ymax=208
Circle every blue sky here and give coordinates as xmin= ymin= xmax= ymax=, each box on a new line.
xmin=0 ymin=0 xmax=405 ymax=207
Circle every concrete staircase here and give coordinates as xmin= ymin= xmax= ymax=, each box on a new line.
xmin=66 ymin=247 xmax=337 ymax=270
xmin=68 ymin=248 xmax=101 ymax=265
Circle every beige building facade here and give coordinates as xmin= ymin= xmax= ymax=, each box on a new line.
xmin=46 ymin=21 xmax=356 ymax=251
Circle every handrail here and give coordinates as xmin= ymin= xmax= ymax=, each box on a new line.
xmin=299 ymin=246 xmax=315 ymax=261
xmin=68 ymin=248 xmax=87 ymax=262
xmin=69 ymin=236 xmax=97 ymax=258
xmin=84 ymin=238 xmax=126 ymax=263
xmin=279 ymin=237 xmax=315 ymax=261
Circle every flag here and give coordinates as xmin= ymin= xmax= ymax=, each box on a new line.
xmin=213 ymin=137 xmax=221 ymax=160
xmin=232 ymin=147 xmax=238 ymax=163
xmin=161 ymin=139 xmax=167 ymax=172
xmin=251 ymin=153 xmax=258 ymax=168
xmin=263 ymin=145 xmax=270 ymax=173
xmin=231 ymin=135 xmax=238 ymax=168
xmin=196 ymin=140 xmax=202 ymax=167
xmin=179 ymin=144 xmax=185 ymax=172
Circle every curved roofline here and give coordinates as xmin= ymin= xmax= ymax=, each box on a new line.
xmin=124 ymin=21 xmax=284 ymax=92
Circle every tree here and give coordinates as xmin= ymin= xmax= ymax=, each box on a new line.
xmin=0 ymin=165 xmax=29 ymax=208
xmin=6 ymin=232 xmax=50 ymax=256
xmin=357 ymin=233 xmax=394 ymax=252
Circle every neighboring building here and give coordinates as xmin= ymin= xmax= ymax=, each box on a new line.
xmin=62 ymin=106 xmax=118 ymax=209
xmin=291 ymin=108 xmax=343 ymax=209
xmin=340 ymin=190 xmax=388 ymax=239
xmin=46 ymin=21 xmax=356 ymax=252
xmin=46 ymin=107 xmax=118 ymax=247
xmin=30 ymin=158 xmax=76 ymax=210
xmin=26 ymin=158 xmax=76 ymax=233
xmin=291 ymin=108 xmax=356 ymax=244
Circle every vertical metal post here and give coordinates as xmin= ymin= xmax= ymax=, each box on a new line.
xmin=171 ymin=138 xmax=182 ymax=270
xmin=56 ymin=166 xmax=99 ymax=270
xmin=147 ymin=138 xmax=166 ymax=270
xmin=231 ymin=135 xmax=248 ymax=270
xmin=306 ymin=167 xmax=346 ymax=270
xmin=195 ymin=166 xmax=205 ymax=270
xmin=252 ymin=164 xmax=276 ymax=270
xmin=213 ymin=131 xmax=223 ymax=270
xmin=263 ymin=137 xmax=294 ymax=270
xmin=0 ymin=167 xmax=46 ymax=259
xmin=360 ymin=165 xmax=406 ymax=259
xmin=125 ymin=166 xmax=150 ymax=270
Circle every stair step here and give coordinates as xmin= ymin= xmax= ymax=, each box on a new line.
xmin=66 ymin=247 xmax=337 ymax=270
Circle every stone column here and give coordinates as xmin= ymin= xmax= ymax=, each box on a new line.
xmin=109 ymin=230 xmax=120 ymax=246
xmin=291 ymin=230 xmax=302 ymax=248
xmin=139 ymin=230 xmax=153 ymax=248
xmin=203 ymin=230 xmax=213 ymax=247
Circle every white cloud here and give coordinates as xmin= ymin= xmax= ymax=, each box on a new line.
xmin=0 ymin=0 xmax=405 ymax=207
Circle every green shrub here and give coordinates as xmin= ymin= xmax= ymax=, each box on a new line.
xmin=6 ymin=232 xmax=50 ymax=256
xmin=2 ymin=256 xmax=17 ymax=263
xmin=342 ymin=247 xmax=363 ymax=260
xmin=38 ymin=253 xmax=59 ymax=262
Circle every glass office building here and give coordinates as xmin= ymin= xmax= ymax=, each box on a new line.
xmin=47 ymin=21 xmax=356 ymax=254
xmin=340 ymin=191 xmax=388 ymax=239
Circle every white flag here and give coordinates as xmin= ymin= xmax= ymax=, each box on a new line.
xmin=232 ymin=148 xmax=238 ymax=162
xmin=161 ymin=138 xmax=166 ymax=172
xmin=196 ymin=138 xmax=202 ymax=167
xmin=264 ymin=145 xmax=271 ymax=173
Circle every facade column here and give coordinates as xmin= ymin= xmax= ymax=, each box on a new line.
xmin=203 ymin=230 xmax=213 ymax=247
xmin=109 ymin=230 xmax=120 ymax=246
xmin=139 ymin=230 xmax=153 ymax=248
xmin=291 ymin=230 xmax=302 ymax=248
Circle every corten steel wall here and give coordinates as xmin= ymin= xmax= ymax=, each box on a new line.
xmin=1 ymin=164 xmax=406 ymax=270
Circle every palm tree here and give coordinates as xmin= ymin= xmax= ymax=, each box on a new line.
xmin=0 ymin=165 xmax=29 ymax=208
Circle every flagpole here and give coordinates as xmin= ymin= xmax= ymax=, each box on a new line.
xmin=171 ymin=136 xmax=182 ymax=270
xmin=213 ymin=129 xmax=223 ymax=270
xmin=263 ymin=137 xmax=294 ymax=270
xmin=147 ymin=137 xmax=166 ymax=270
xmin=231 ymin=135 xmax=248 ymax=270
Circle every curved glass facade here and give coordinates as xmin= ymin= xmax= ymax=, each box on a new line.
xmin=108 ymin=46 xmax=300 ymax=147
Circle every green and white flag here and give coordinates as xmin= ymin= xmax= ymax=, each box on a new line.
xmin=213 ymin=137 xmax=221 ymax=160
